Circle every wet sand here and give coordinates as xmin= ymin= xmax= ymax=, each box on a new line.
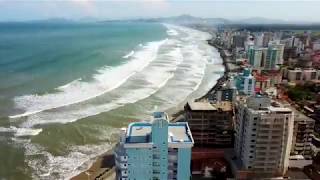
xmin=71 ymin=150 xmax=115 ymax=180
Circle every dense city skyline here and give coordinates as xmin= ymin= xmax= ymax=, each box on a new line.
xmin=1 ymin=0 xmax=320 ymax=22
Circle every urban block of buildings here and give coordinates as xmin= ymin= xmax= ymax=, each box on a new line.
xmin=114 ymin=24 xmax=320 ymax=180
xmin=211 ymin=25 xmax=319 ymax=179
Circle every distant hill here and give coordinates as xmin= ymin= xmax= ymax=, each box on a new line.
xmin=9 ymin=15 xmax=319 ymax=26
xmin=233 ymin=17 xmax=289 ymax=25
xmin=150 ymin=14 xmax=231 ymax=25
xmin=101 ymin=15 xmax=230 ymax=26
xmin=101 ymin=15 xmax=318 ymax=26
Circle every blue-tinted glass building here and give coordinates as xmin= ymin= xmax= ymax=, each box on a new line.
xmin=115 ymin=112 xmax=194 ymax=180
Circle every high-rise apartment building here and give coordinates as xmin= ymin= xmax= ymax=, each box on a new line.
xmin=254 ymin=33 xmax=264 ymax=47
xmin=233 ymin=35 xmax=247 ymax=48
xmin=248 ymin=47 xmax=263 ymax=69
xmin=264 ymin=47 xmax=278 ymax=70
xmin=269 ymin=41 xmax=285 ymax=65
xmin=184 ymin=101 xmax=233 ymax=147
xmin=235 ymin=96 xmax=294 ymax=177
xmin=235 ymin=68 xmax=256 ymax=95
xmin=263 ymin=32 xmax=273 ymax=47
xmin=115 ymin=112 xmax=194 ymax=180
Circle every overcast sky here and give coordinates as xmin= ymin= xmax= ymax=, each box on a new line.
xmin=0 ymin=0 xmax=320 ymax=22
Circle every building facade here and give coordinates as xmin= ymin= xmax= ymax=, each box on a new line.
xmin=291 ymin=110 xmax=315 ymax=159
xmin=235 ymin=96 xmax=294 ymax=177
xmin=264 ymin=47 xmax=278 ymax=70
xmin=269 ymin=41 xmax=285 ymax=65
xmin=184 ymin=101 xmax=233 ymax=148
xmin=233 ymin=35 xmax=247 ymax=48
xmin=235 ymin=68 xmax=256 ymax=95
xmin=115 ymin=112 xmax=194 ymax=180
xmin=286 ymin=68 xmax=319 ymax=84
xmin=213 ymin=78 xmax=237 ymax=103
xmin=248 ymin=47 xmax=263 ymax=69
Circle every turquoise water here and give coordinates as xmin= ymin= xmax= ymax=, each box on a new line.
xmin=0 ymin=22 xmax=167 ymax=116
xmin=0 ymin=22 xmax=224 ymax=179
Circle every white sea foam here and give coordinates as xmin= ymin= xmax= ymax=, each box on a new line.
xmin=24 ymin=141 xmax=113 ymax=179
xmin=19 ymin=46 xmax=182 ymax=128
xmin=0 ymin=126 xmax=42 ymax=137
xmin=122 ymin=50 xmax=134 ymax=59
xmin=166 ymin=29 xmax=179 ymax=36
xmin=21 ymin=126 xmax=117 ymax=179
xmin=10 ymin=40 xmax=167 ymax=119
xmin=12 ymin=24 xmax=217 ymax=128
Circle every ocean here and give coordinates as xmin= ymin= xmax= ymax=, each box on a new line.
xmin=0 ymin=22 xmax=224 ymax=179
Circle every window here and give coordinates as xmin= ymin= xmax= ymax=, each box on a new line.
xmin=296 ymin=72 xmax=302 ymax=80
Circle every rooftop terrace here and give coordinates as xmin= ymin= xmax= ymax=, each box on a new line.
xmin=125 ymin=122 xmax=193 ymax=144
xmin=186 ymin=101 xmax=232 ymax=111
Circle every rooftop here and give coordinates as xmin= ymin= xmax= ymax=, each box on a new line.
xmin=126 ymin=122 xmax=193 ymax=144
xmin=187 ymin=101 xmax=217 ymax=111
xmin=292 ymin=108 xmax=315 ymax=122
xmin=268 ymin=106 xmax=292 ymax=113
xmin=187 ymin=101 xmax=232 ymax=111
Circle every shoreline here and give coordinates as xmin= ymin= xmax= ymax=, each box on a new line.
xmin=72 ymin=29 xmax=227 ymax=180
xmin=71 ymin=148 xmax=115 ymax=180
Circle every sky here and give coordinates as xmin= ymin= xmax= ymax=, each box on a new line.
xmin=0 ymin=0 xmax=320 ymax=22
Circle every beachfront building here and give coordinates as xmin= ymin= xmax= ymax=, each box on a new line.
xmin=235 ymin=68 xmax=256 ymax=95
xmin=184 ymin=101 xmax=233 ymax=147
xmin=213 ymin=78 xmax=237 ymax=103
xmin=234 ymin=95 xmax=294 ymax=177
xmin=114 ymin=112 xmax=194 ymax=180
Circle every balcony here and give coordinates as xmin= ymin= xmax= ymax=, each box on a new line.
xmin=120 ymin=163 xmax=128 ymax=169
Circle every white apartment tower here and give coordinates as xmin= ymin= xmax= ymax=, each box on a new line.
xmin=235 ymin=96 xmax=294 ymax=177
